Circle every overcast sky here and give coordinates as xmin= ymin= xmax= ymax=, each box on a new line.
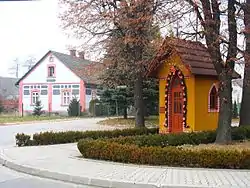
xmin=0 ymin=0 xmax=244 ymax=80
xmin=0 ymin=0 xmax=79 ymax=78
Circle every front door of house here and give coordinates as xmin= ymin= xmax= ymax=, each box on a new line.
xmin=170 ymin=77 xmax=183 ymax=133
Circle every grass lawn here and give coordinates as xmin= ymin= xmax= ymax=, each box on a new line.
xmin=98 ymin=116 xmax=159 ymax=128
xmin=0 ymin=115 xmax=74 ymax=124
xmin=180 ymin=140 xmax=250 ymax=151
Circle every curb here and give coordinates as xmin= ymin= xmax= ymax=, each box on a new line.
xmin=0 ymin=152 xmax=212 ymax=188
xmin=0 ymin=151 xmax=158 ymax=188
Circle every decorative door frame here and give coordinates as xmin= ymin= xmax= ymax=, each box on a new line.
xmin=165 ymin=66 xmax=189 ymax=129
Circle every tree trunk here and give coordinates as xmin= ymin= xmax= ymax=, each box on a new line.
xmin=215 ymin=71 xmax=232 ymax=144
xmin=239 ymin=0 xmax=250 ymax=126
xmin=134 ymin=72 xmax=145 ymax=127
xmin=123 ymin=106 xmax=128 ymax=119
xmin=239 ymin=64 xmax=250 ymax=126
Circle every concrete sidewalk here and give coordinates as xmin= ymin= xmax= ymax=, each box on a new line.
xmin=0 ymin=144 xmax=250 ymax=188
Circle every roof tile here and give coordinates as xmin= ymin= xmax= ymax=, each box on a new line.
xmin=147 ymin=37 xmax=240 ymax=79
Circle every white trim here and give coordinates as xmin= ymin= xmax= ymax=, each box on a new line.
xmin=32 ymin=92 xmax=39 ymax=105
xmin=208 ymin=83 xmax=220 ymax=112
xmin=62 ymin=91 xmax=71 ymax=106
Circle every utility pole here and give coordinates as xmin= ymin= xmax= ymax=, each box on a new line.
xmin=9 ymin=58 xmax=20 ymax=78
xmin=16 ymin=63 xmax=19 ymax=79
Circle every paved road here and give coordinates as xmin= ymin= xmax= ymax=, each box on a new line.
xmin=0 ymin=118 xmax=107 ymax=147
xmin=0 ymin=118 xmax=107 ymax=188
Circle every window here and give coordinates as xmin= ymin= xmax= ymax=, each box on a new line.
xmin=49 ymin=56 xmax=54 ymax=62
xmin=209 ymin=85 xmax=219 ymax=112
xmin=72 ymin=85 xmax=79 ymax=88
xmin=24 ymin=86 xmax=29 ymax=89
xmin=86 ymin=89 xmax=91 ymax=95
xmin=72 ymin=89 xmax=79 ymax=95
xmin=62 ymin=91 xmax=71 ymax=105
xmin=48 ymin=66 xmax=55 ymax=77
xmin=32 ymin=92 xmax=39 ymax=105
xmin=41 ymin=85 xmax=48 ymax=89
xmin=24 ymin=90 xmax=30 ymax=95
xmin=41 ymin=90 xmax=48 ymax=95
xmin=53 ymin=89 xmax=60 ymax=95
xmin=53 ymin=85 xmax=60 ymax=88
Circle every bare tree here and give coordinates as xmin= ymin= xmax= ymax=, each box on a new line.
xmin=22 ymin=56 xmax=36 ymax=71
xmin=59 ymin=0 xmax=174 ymax=127
xmin=178 ymin=0 xmax=239 ymax=143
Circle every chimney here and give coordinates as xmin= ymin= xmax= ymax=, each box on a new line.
xmin=69 ymin=49 xmax=76 ymax=57
xmin=78 ymin=51 xmax=85 ymax=59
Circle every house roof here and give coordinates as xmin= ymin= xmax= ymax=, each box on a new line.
xmin=0 ymin=77 xmax=18 ymax=99
xmin=16 ymin=50 xmax=104 ymax=86
xmin=147 ymin=37 xmax=241 ymax=79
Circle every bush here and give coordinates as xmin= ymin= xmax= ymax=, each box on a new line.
xmin=33 ymin=100 xmax=43 ymax=116
xmin=15 ymin=133 xmax=32 ymax=147
xmin=15 ymin=126 xmax=250 ymax=147
xmin=68 ymin=98 xmax=80 ymax=117
xmin=89 ymin=99 xmax=108 ymax=117
xmin=15 ymin=127 xmax=159 ymax=147
xmin=104 ymin=126 xmax=250 ymax=147
xmin=77 ymin=139 xmax=250 ymax=169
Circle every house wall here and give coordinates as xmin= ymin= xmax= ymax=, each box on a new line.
xmin=156 ymin=53 xmax=195 ymax=133
xmin=20 ymin=53 xmax=84 ymax=115
xmin=22 ymin=86 xmax=49 ymax=112
xmin=22 ymin=54 xmax=81 ymax=84
xmin=194 ymin=76 xmax=219 ymax=131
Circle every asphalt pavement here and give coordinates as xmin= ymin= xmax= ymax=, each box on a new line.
xmin=0 ymin=118 xmax=109 ymax=188
xmin=0 ymin=118 xmax=108 ymax=147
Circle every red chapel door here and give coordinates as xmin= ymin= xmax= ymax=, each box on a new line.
xmin=169 ymin=77 xmax=183 ymax=133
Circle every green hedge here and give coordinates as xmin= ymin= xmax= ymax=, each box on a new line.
xmin=15 ymin=127 xmax=159 ymax=147
xmin=77 ymin=139 xmax=250 ymax=169
xmin=105 ymin=126 xmax=250 ymax=147
xmin=77 ymin=126 xmax=250 ymax=169
xmin=16 ymin=126 xmax=250 ymax=147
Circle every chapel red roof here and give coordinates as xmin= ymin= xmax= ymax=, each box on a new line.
xmin=147 ymin=37 xmax=240 ymax=79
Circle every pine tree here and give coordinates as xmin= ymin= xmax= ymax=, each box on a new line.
xmin=67 ymin=98 xmax=80 ymax=117
xmin=32 ymin=100 xmax=43 ymax=116
xmin=232 ymin=100 xmax=238 ymax=119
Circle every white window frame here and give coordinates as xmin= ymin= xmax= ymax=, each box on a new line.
xmin=48 ymin=66 xmax=55 ymax=77
xmin=32 ymin=92 xmax=39 ymax=105
xmin=62 ymin=91 xmax=71 ymax=106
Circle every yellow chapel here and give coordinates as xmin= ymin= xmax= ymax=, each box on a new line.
xmin=147 ymin=37 xmax=240 ymax=134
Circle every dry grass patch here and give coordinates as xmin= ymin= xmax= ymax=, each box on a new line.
xmin=98 ymin=116 xmax=158 ymax=128
xmin=232 ymin=118 xmax=239 ymax=123
xmin=180 ymin=140 xmax=250 ymax=151
xmin=0 ymin=115 xmax=75 ymax=125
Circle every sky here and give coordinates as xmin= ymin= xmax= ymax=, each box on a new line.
xmin=0 ymin=0 xmax=244 ymax=80
xmin=0 ymin=0 xmax=79 ymax=78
